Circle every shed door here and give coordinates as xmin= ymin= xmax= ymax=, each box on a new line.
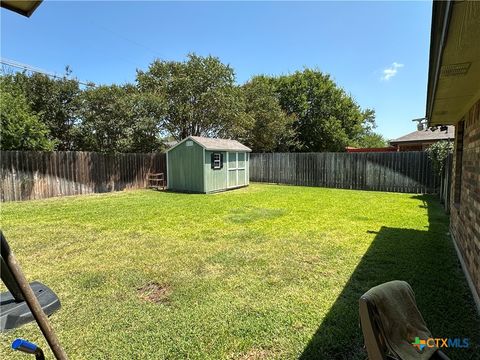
xmin=227 ymin=152 xmax=238 ymax=188
xmin=227 ymin=152 xmax=246 ymax=188
xmin=237 ymin=153 xmax=246 ymax=186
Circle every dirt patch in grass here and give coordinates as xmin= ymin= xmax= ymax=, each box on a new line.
xmin=137 ymin=282 xmax=171 ymax=304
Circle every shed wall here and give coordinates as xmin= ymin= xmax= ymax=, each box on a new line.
xmin=167 ymin=141 xmax=204 ymax=192
xmin=204 ymin=150 xmax=227 ymax=193
xmin=203 ymin=151 xmax=250 ymax=193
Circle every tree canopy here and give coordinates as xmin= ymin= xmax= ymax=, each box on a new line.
xmin=75 ymin=84 xmax=164 ymax=153
xmin=354 ymin=133 xmax=389 ymax=148
xmin=0 ymin=78 xmax=55 ymax=151
xmin=0 ymin=54 xmax=384 ymax=153
xmin=3 ymin=70 xmax=82 ymax=150
xmin=274 ymin=69 xmax=376 ymax=152
xmin=242 ymin=76 xmax=295 ymax=152
xmin=137 ymin=54 xmax=251 ymax=141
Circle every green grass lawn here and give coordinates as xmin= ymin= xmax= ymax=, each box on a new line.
xmin=1 ymin=184 xmax=479 ymax=359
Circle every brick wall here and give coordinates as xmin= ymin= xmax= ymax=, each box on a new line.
xmin=450 ymin=98 xmax=480 ymax=299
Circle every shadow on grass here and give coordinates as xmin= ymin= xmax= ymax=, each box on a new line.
xmin=299 ymin=195 xmax=480 ymax=360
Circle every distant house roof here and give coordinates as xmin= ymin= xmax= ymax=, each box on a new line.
xmin=390 ymin=126 xmax=455 ymax=145
xmin=1 ymin=0 xmax=42 ymax=17
xmin=167 ymin=136 xmax=252 ymax=152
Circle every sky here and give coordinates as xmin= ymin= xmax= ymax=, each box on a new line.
xmin=1 ymin=1 xmax=433 ymax=140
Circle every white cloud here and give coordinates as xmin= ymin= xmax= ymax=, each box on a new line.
xmin=381 ymin=62 xmax=404 ymax=81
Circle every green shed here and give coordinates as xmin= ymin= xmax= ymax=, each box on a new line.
xmin=166 ymin=136 xmax=252 ymax=193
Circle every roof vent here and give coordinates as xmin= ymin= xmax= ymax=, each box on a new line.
xmin=440 ymin=62 xmax=471 ymax=77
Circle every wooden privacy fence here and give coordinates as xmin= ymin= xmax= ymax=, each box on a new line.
xmin=0 ymin=151 xmax=166 ymax=202
xmin=250 ymin=152 xmax=440 ymax=194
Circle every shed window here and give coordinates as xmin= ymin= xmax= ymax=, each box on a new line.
xmin=238 ymin=152 xmax=245 ymax=169
xmin=212 ymin=153 xmax=223 ymax=170
xmin=228 ymin=152 xmax=237 ymax=169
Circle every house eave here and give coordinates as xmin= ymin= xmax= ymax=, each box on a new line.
xmin=390 ymin=139 xmax=452 ymax=146
xmin=426 ymin=0 xmax=453 ymax=126
xmin=426 ymin=1 xmax=480 ymax=126
xmin=1 ymin=0 xmax=42 ymax=17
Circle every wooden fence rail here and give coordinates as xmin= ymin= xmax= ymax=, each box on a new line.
xmin=249 ymin=152 xmax=440 ymax=194
xmin=0 ymin=151 xmax=166 ymax=202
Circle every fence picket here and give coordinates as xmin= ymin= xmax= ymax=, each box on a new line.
xmin=0 ymin=151 xmax=166 ymax=202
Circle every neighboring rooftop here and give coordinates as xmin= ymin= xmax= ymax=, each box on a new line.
xmin=169 ymin=136 xmax=252 ymax=152
xmin=390 ymin=125 xmax=455 ymax=144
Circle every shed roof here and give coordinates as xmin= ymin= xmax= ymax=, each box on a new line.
xmin=390 ymin=125 xmax=455 ymax=144
xmin=164 ymin=140 xmax=178 ymax=149
xmin=168 ymin=136 xmax=251 ymax=152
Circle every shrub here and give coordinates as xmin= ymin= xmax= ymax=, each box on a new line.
xmin=426 ymin=140 xmax=453 ymax=175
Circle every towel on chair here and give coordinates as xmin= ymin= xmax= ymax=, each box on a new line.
xmin=361 ymin=280 xmax=437 ymax=360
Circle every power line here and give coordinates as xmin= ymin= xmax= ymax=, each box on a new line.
xmin=89 ymin=20 xmax=163 ymax=61
xmin=0 ymin=58 xmax=95 ymax=87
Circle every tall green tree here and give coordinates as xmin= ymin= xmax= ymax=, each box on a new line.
xmin=354 ymin=133 xmax=388 ymax=148
xmin=3 ymin=70 xmax=82 ymax=150
xmin=76 ymin=84 xmax=164 ymax=153
xmin=137 ymin=53 xmax=251 ymax=141
xmin=127 ymin=91 xmax=166 ymax=152
xmin=242 ymin=76 xmax=296 ymax=152
xmin=0 ymin=78 xmax=55 ymax=151
xmin=274 ymin=69 xmax=376 ymax=152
